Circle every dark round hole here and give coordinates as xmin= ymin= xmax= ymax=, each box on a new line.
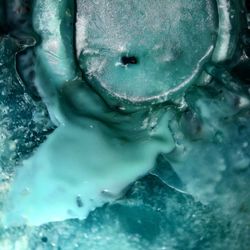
xmin=41 ymin=236 xmax=48 ymax=243
xmin=121 ymin=56 xmax=138 ymax=65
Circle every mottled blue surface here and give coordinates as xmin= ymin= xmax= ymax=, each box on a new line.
xmin=0 ymin=0 xmax=250 ymax=249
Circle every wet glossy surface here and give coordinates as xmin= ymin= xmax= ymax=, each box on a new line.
xmin=0 ymin=0 xmax=250 ymax=249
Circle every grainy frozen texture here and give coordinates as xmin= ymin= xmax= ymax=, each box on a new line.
xmin=0 ymin=0 xmax=250 ymax=249
xmin=76 ymin=0 xmax=217 ymax=101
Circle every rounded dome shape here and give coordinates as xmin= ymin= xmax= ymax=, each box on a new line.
xmin=76 ymin=0 xmax=219 ymax=104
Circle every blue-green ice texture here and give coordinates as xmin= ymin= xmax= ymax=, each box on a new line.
xmin=2 ymin=0 xmax=217 ymax=226
xmin=0 ymin=0 xmax=249 ymax=249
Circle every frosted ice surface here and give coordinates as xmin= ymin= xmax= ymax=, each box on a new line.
xmin=0 ymin=0 xmax=250 ymax=249
xmin=76 ymin=0 xmax=217 ymax=101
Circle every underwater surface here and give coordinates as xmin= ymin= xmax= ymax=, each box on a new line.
xmin=0 ymin=0 xmax=250 ymax=249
